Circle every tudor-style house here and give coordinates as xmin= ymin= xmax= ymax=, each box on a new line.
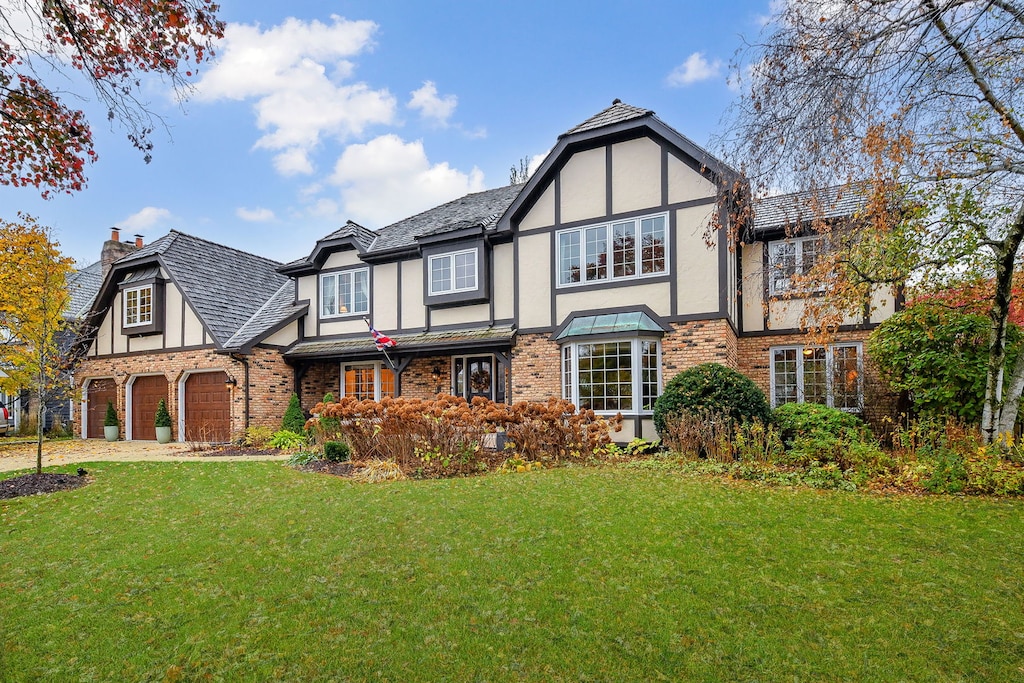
xmin=75 ymin=101 xmax=898 ymax=442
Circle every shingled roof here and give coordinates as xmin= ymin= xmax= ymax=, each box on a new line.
xmin=561 ymin=100 xmax=653 ymax=137
xmin=367 ymin=184 xmax=524 ymax=253
xmin=110 ymin=230 xmax=294 ymax=348
xmin=66 ymin=260 xmax=102 ymax=320
xmin=751 ymin=185 xmax=868 ymax=234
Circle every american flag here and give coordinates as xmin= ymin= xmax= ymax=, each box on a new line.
xmin=369 ymin=324 xmax=396 ymax=351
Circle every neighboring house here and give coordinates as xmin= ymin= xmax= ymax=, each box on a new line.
xmin=76 ymin=100 xmax=898 ymax=442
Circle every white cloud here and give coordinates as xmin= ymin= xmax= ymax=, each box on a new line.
xmin=273 ymin=148 xmax=314 ymax=176
xmin=195 ymin=16 xmax=396 ymax=174
xmin=119 ymin=207 xmax=172 ymax=231
xmin=236 ymin=207 xmax=276 ymax=222
xmin=407 ymin=81 xmax=457 ymax=127
xmin=666 ymin=52 xmax=723 ymax=87
xmin=328 ymin=134 xmax=485 ymax=227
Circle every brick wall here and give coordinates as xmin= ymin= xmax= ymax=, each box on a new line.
xmin=736 ymin=330 xmax=898 ymax=429
xmin=76 ymin=346 xmax=293 ymax=440
xmin=300 ymin=361 xmax=338 ymax=413
xmin=662 ymin=319 xmax=739 ymax=383
xmin=401 ymin=356 xmax=450 ymax=399
xmin=511 ymin=333 xmax=561 ymax=403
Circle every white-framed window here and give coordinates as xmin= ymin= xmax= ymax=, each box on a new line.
xmin=342 ymin=362 xmax=395 ymax=401
xmin=561 ymin=338 xmax=661 ymax=414
xmin=321 ymin=268 xmax=369 ymax=318
xmin=429 ymin=249 xmax=477 ymax=295
xmin=768 ymin=236 xmax=821 ymax=296
xmin=557 ymin=213 xmax=668 ymax=287
xmin=770 ymin=343 xmax=863 ymax=411
xmin=123 ymin=285 xmax=153 ymax=327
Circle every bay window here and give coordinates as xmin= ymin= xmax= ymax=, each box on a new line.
xmin=561 ymin=338 xmax=660 ymax=414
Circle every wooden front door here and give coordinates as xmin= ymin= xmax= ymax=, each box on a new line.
xmin=184 ymin=372 xmax=230 ymax=442
xmin=131 ymin=375 xmax=168 ymax=441
xmin=86 ymin=379 xmax=117 ymax=439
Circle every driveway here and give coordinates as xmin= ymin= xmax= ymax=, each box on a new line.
xmin=0 ymin=439 xmax=289 ymax=473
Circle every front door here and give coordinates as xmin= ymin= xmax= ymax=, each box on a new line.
xmin=454 ymin=356 xmax=493 ymax=401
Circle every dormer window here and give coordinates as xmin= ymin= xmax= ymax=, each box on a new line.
xmin=321 ymin=267 xmax=369 ymax=318
xmin=429 ymin=249 xmax=477 ymax=295
xmin=118 ymin=269 xmax=164 ymax=337
xmin=123 ymin=285 xmax=153 ymax=327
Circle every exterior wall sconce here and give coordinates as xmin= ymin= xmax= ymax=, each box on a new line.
xmin=224 ymin=375 xmax=237 ymax=388
xmin=431 ymin=365 xmax=442 ymax=394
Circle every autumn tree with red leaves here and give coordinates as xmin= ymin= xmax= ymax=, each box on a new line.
xmin=0 ymin=1 xmax=224 ymax=196
xmin=723 ymin=1 xmax=1024 ymax=441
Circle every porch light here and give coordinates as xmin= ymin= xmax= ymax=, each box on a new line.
xmin=224 ymin=375 xmax=237 ymax=388
xmin=431 ymin=365 xmax=441 ymax=383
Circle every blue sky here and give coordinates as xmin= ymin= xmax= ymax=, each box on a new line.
xmin=0 ymin=1 xmax=774 ymax=267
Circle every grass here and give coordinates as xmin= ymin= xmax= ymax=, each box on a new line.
xmin=1 ymin=462 xmax=1023 ymax=681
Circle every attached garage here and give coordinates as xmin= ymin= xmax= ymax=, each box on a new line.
xmin=130 ymin=375 xmax=168 ymax=441
xmin=86 ymin=378 xmax=117 ymax=439
xmin=183 ymin=371 xmax=231 ymax=442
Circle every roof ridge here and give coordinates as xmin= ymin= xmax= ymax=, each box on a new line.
xmin=377 ymin=183 xmax=523 ymax=234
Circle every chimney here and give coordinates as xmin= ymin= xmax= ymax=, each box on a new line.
xmin=101 ymin=227 xmax=140 ymax=279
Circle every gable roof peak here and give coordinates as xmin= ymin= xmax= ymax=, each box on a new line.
xmin=561 ymin=101 xmax=654 ymax=138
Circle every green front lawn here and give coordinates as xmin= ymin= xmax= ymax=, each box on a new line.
xmin=1 ymin=462 xmax=1022 ymax=681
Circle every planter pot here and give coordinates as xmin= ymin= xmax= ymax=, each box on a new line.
xmin=103 ymin=425 xmax=119 ymax=442
xmin=155 ymin=426 xmax=172 ymax=444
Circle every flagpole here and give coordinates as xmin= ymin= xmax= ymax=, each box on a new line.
xmin=364 ymin=317 xmax=397 ymax=370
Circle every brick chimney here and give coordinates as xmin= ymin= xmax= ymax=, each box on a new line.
xmin=101 ymin=227 xmax=140 ymax=279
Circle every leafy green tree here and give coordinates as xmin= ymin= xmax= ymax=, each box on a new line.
xmin=869 ymin=302 xmax=1022 ymax=424
xmin=724 ymin=1 xmax=1024 ymax=440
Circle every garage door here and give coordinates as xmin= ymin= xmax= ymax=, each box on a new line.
xmin=184 ymin=371 xmax=231 ymax=442
xmin=86 ymin=379 xmax=117 ymax=439
xmin=131 ymin=375 xmax=168 ymax=441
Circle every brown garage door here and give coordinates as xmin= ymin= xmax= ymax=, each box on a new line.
xmin=131 ymin=375 xmax=168 ymax=441
xmin=184 ymin=371 xmax=230 ymax=442
xmin=86 ymin=379 xmax=117 ymax=439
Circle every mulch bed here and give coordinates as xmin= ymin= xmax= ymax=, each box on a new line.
xmin=197 ymin=447 xmax=280 ymax=457
xmin=0 ymin=472 xmax=90 ymax=500
xmin=300 ymin=460 xmax=357 ymax=476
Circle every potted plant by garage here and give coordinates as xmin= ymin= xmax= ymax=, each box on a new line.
xmin=154 ymin=398 xmax=173 ymax=444
xmin=103 ymin=401 xmax=120 ymax=441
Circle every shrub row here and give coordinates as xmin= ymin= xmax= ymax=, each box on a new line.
xmin=305 ymin=394 xmax=622 ymax=478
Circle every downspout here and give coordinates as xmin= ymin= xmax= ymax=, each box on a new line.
xmin=230 ymin=353 xmax=251 ymax=430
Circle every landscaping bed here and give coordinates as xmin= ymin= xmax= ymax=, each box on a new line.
xmin=0 ymin=471 xmax=88 ymax=499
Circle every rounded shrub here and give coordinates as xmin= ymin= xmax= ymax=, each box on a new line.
xmin=772 ymin=402 xmax=863 ymax=445
xmin=323 ymin=441 xmax=350 ymax=462
xmin=653 ymin=363 xmax=771 ymax=435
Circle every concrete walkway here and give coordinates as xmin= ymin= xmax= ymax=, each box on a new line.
xmin=0 ymin=439 xmax=289 ymax=473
